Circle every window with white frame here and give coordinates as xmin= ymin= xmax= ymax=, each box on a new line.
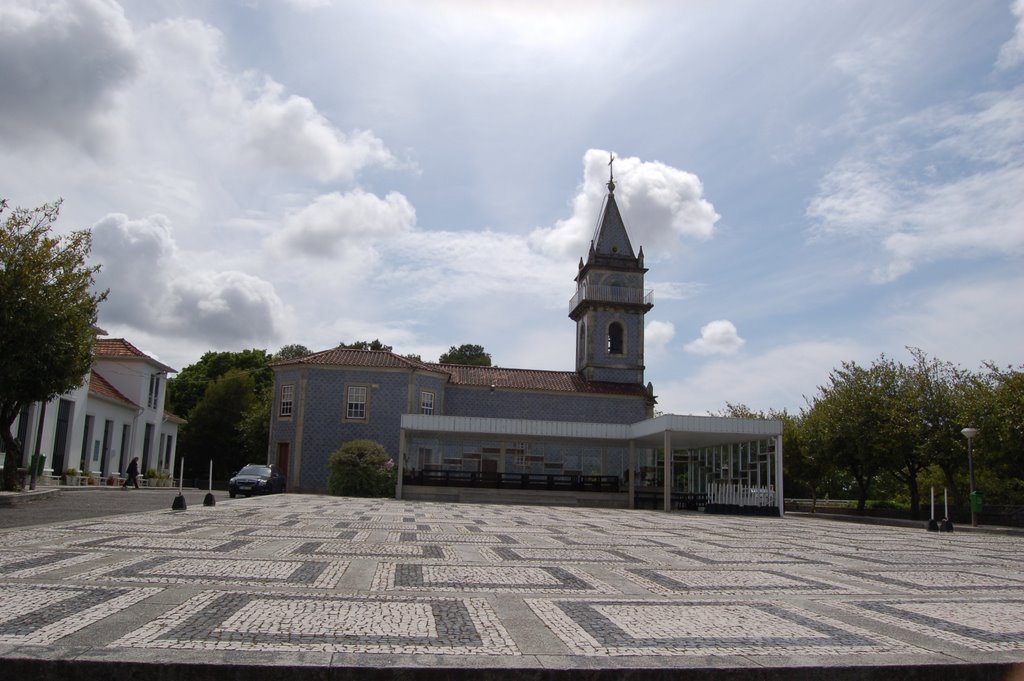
xmin=346 ymin=385 xmax=368 ymax=420
xmin=279 ymin=384 xmax=294 ymax=418
xmin=420 ymin=391 xmax=434 ymax=415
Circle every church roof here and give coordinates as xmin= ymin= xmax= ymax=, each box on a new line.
xmin=577 ymin=166 xmax=645 ymax=281
xmin=591 ymin=191 xmax=636 ymax=261
xmin=274 ymin=348 xmax=647 ymax=397
xmin=430 ymin=362 xmax=648 ymax=396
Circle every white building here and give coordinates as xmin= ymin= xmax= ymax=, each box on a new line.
xmin=1 ymin=338 xmax=182 ymax=482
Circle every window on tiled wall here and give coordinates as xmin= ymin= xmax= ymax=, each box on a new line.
xmin=279 ymin=384 xmax=294 ymax=418
xmin=346 ymin=385 xmax=368 ymax=420
xmin=420 ymin=391 xmax=434 ymax=415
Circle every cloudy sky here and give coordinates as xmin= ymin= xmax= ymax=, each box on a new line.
xmin=2 ymin=0 xmax=1022 ymax=415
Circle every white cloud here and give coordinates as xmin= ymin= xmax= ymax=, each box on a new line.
xmin=245 ymin=81 xmax=395 ymax=182
xmin=684 ymin=320 xmax=745 ymax=356
xmin=657 ymin=340 xmax=866 ymax=416
xmin=133 ymin=18 xmax=396 ymax=185
xmin=274 ymin=190 xmax=416 ymax=259
xmin=807 ymin=85 xmax=1024 ymax=281
xmin=528 ymin=149 xmax=719 ymax=259
xmin=648 ymin=281 xmax=705 ymax=301
xmin=645 ymin=320 xmax=676 ymax=357
xmin=0 ymin=0 xmax=138 ymax=149
xmin=91 ymin=213 xmax=288 ymax=347
xmin=997 ymin=0 xmax=1024 ymax=70
xmin=881 ymin=272 xmax=1024 ymax=370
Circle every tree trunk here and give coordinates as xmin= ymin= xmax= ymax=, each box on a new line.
xmin=0 ymin=424 xmax=24 ymax=492
xmin=908 ymin=473 xmax=921 ymax=520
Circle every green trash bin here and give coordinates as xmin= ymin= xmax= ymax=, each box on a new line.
xmin=969 ymin=491 xmax=983 ymax=513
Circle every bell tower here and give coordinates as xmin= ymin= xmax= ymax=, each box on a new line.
xmin=569 ymin=155 xmax=653 ymax=384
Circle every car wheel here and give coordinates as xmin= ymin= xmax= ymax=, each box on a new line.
xmin=229 ymin=491 xmax=236 ymax=498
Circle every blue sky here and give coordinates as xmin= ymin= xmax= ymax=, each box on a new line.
xmin=2 ymin=0 xmax=1022 ymax=415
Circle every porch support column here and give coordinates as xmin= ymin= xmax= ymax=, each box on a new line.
xmin=775 ymin=433 xmax=784 ymax=517
xmin=396 ymin=428 xmax=407 ymax=500
xmin=628 ymin=439 xmax=636 ymax=509
xmin=663 ymin=430 xmax=672 ymax=512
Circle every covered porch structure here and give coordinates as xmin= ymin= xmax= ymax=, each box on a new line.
xmin=397 ymin=413 xmax=784 ymax=515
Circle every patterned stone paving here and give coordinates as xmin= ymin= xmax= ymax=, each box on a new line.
xmin=371 ymin=563 xmax=619 ymax=594
xmin=525 ymin=598 xmax=923 ymax=656
xmin=1 ymin=493 xmax=1022 ymax=674
xmin=0 ymin=583 xmax=161 ymax=645
xmin=112 ymin=591 xmax=518 ymax=655
xmin=73 ymin=555 xmax=348 ymax=588
xmin=0 ymin=550 xmax=101 ymax=578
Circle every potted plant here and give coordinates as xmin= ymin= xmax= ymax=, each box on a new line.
xmin=63 ymin=468 xmax=80 ymax=486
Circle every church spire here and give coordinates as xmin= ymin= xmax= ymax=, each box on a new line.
xmin=569 ymin=150 xmax=653 ymax=385
xmin=588 ymin=153 xmax=637 ymax=264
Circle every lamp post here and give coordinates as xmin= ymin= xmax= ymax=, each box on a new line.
xmin=961 ymin=427 xmax=979 ymax=527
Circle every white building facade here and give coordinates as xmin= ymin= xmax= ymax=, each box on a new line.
xmin=1 ymin=338 xmax=182 ymax=483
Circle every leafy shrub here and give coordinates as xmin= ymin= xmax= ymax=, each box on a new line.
xmin=327 ymin=439 xmax=396 ymax=498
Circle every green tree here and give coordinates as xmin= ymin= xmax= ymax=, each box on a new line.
xmin=165 ymin=348 xmax=272 ymax=419
xmin=274 ymin=344 xmax=311 ymax=361
xmin=326 ymin=439 xmax=396 ymax=497
xmin=238 ymin=387 xmax=271 ymax=465
xmin=178 ymin=369 xmax=255 ymax=480
xmin=438 ymin=343 xmax=492 ymax=366
xmin=0 ymin=199 xmax=107 ymax=491
xmin=967 ymin=363 xmax=1024 ymax=505
xmin=812 ymin=359 xmax=893 ymax=512
xmin=339 ymin=339 xmax=392 ymax=352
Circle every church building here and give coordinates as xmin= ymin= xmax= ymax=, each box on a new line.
xmin=269 ymin=164 xmax=783 ymax=512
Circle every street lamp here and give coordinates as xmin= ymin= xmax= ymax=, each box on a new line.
xmin=961 ymin=427 xmax=979 ymax=527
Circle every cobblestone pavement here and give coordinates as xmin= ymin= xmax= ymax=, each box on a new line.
xmin=1 ymin=493 xmax=1022 ymax=678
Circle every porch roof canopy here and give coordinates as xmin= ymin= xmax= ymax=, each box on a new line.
xmin=400 ymin=413 xmax=782 ymax=450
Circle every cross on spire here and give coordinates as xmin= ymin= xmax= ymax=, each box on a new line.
xmin=607 ymin=153 xmax=616 ymax=192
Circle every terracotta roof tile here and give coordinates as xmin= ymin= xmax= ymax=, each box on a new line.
xmin=275 ymin=348 xmax=647 ymax=397
xmin=274 ymin=348 xmax=437 ymax=371
xmin=427 ymin=363 xmax=649 ymax=396
xmin=94 ymin=338 xmax=176 ymax=373
xmin=88 ymin=370 xmax=139 ymax=409
xmin=163 ymin=411 xmax=187 ymax=425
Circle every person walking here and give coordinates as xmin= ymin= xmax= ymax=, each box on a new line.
xmin=122 ymin=457 xmax=140 ymax=489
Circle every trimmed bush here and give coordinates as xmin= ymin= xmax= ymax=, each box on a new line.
xmin=327 ymin=439 xmax=396 ymax=498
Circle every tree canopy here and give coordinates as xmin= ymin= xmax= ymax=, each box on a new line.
xmin=0 ymin=199 xmax=107 ymax=491
xmin=177 ymin=369 xmax=256 ymax=480
xmin=438 ymin=343 xmax=492 ymax=366
xmin=768 ymin=349 xmax=1024 ymax=517
xmin=165 ymin=348 xmax=272 ymax=419
xmin=339 ymin=339 xmax=392 ymax=352
xmin=273 ymin=344 xmax=312 ymax=361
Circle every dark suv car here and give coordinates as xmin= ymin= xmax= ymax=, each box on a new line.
xmin=228 ymin=464 xmax=286 ymax=498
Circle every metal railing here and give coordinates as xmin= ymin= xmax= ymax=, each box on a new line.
xmin=568 ymin=286 xmax=653 ymax=313
xmin=404 ymin=470 xmax=621 ymax=493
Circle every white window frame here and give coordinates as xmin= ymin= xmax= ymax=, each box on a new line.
xmin=420 ymin=391 xmax=435 ymax=415
xmin=346 ymin=385 xmax=368 ymax=420
xmin=279 ymin=384 xmax=294 ymax=418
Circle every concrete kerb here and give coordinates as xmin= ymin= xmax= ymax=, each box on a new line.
xmin=1 ymin=656 xmax=1020 ymax=681
xmin=0 ymin=487 xmax=61 ymax=506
